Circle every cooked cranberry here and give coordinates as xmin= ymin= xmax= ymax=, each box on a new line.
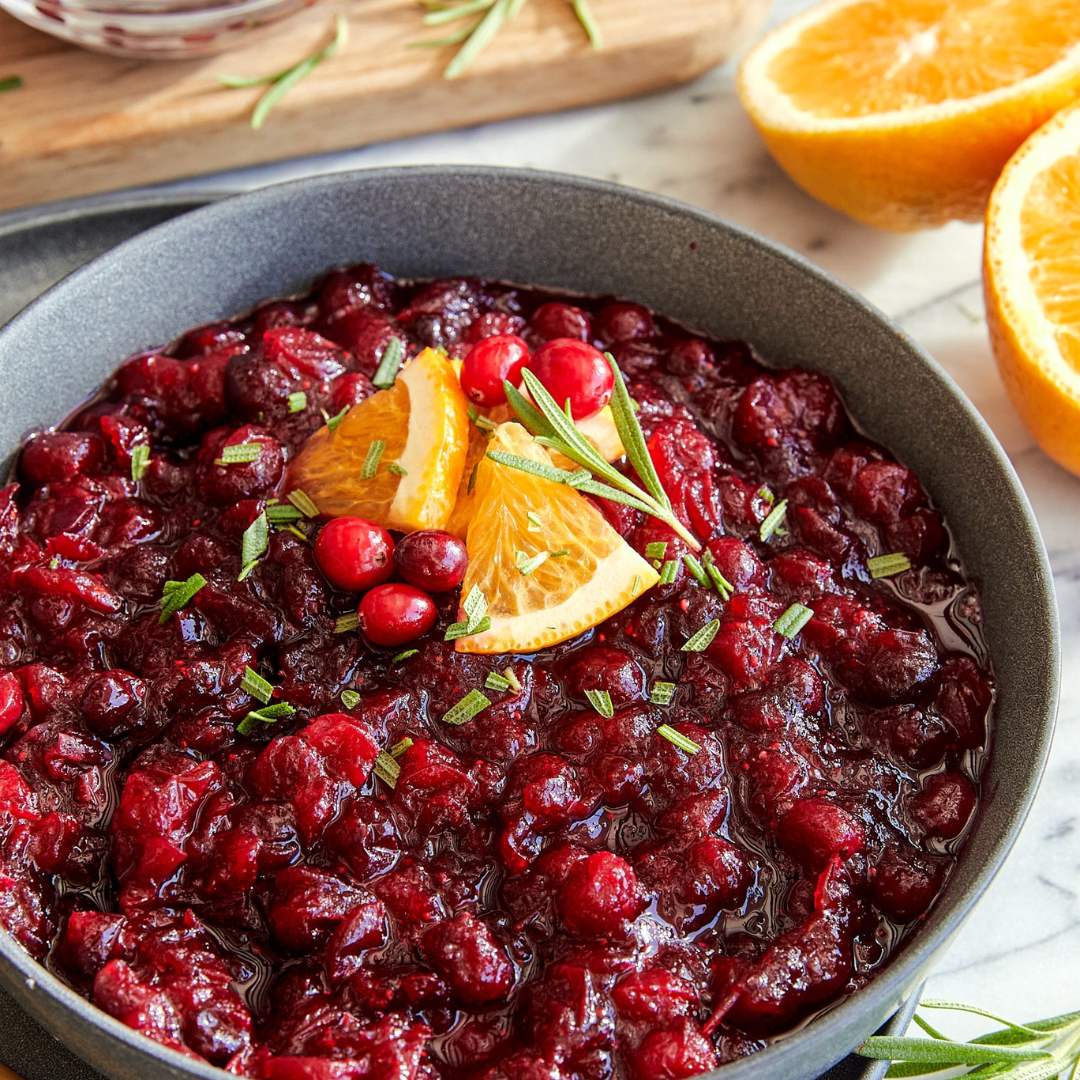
xmin=393 ymin=530 xmax=468 ymax=592
xmin=21 ymin=432 xmax=104 ymax=486
xmin=909 ymin=771 xmax=976 ymax=841
xmin=595 ymin=302 xmax=656 ymax=345
xmin=460 ymin=334 xmax=529 ymax=406
xmin=200 ymin=426 xmax=284 ymax=504
xmin=872 ymin=844 xmax=948 ymax=921
xmin=358 ymin=583 xmax=437 ymax=646
xmin=0 ymin=673 xmax=24 ymax=737
xmin=558 ymin=851 xmax=643 ymax=935
xmin=329 ymin=372 xmax=375 ymax=412
xmin=528 ymin=301 xmax=591 ymax=342
xmin=422 ymin=912 xmax=515 ymax=1005
xmin=316 ymin=264 xmax=394 ymax=322
xmin=778 ymin=798 xmax=865 ymax=869
xmin=80 ymin=670 xmax=146 ymax=738
xmin=313 ymin=517 xmax=394 ymax=593
xmin=466 ymin=312 xmax=527 ymax=342
xmin=557 ymin=645 xmax=646 ymax=707
xmin=628 ymin=1019 xmax=718 ymax=1080
xmin=527 ymin=339 xmax=615 ymax=419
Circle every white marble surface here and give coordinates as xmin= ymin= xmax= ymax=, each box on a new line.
xmin=183 ymin=0 xmax=1080 ymax=1041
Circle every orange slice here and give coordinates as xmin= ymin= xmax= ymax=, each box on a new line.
xmin=454 ymin=422 xmax=659 ymax=655
xmin=985 ymin=100 xmax=1080 ymax=477
xmin=737 ymin=0 xmax=1080 ymax=230
xmin=287 ymin=348 xmax=470 ymax=531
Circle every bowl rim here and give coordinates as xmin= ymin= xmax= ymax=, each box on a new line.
xmin=0 ymin=164 xmax=1061 ymax=1080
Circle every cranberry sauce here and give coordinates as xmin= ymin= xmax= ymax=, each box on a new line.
xmin=0 ymin=266 xmax=994 ymax=1080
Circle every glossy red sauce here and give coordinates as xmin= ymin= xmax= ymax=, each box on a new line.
xmin=0 ymin=266 xmax=993 ymax=1080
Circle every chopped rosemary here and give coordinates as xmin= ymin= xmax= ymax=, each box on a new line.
xmin=632 ymin=575 xmax=642 ymax=594
xmin=584 ymin=689 xmax=614 ymax=718
xmin=237 ymin=701 xmax=296 ymax=735
xmin=868 ymin=552 xmax=913 ymax=579
xmin=658 ymin=559 xmax=679 ymax=585
xmin=657 ymin=724 xmax=701 ymax=755
xmin=371 ymin=336 xmax=404 ymax=389
xmin=518 ymin=551 xmax=550 ymax=576
xmin=215 ymin=442 xmax=262 ymax=465
xmin=282 ymin=523 xmax=309 ymax=543
xmin=334 ymin=612 xmax=360 ymax=633
xmin=445 ymin=616 xmax=492 ymax=640
xmin=758 ymin=485 xmax=775 ymax=506
xmin=442 ymin=689 xmax=491 ymax=726
xmin=287 ymin=489 xmax=320 ymax=518
xmin=392 ymin=649 xmax=419 ymax=663
xmin=374 ymin=751 xmax=401 ymax=788
xmin=218 ymin=13 xmax=348 ymax=130
xmin=266 ymin=503 xmax=303 ymax=523
xmin=340 ymin=689 xmax=361 ymax=709
xmin=487 ymin=450 xmax=591 ymax=486
xmin=239 ymin=512 xmax=269 ymax=579
xmin=550 ymin=549 xmax=570 ymax=558
xmin=390 ymin=737 xmax=414 ymax=758
xmin=361 ymin=440 xmax=385 ymax=479
xmin=503 ymin=667 xmax=522 ymax=692
xmin=326 ymin=405 xmax=349 ymax=432
xmin=159 ymin=574 xmax=207 ymax=624
xmin=527 ymin=510 xmax=543 ymax=532
xmin=386 ymin=463 xmax=408 ymax=477
xmin=650 ymin=681 xmax=676 ymax=705
xmin=468 ymin=404 xmax=497 ymax=432
xmin=645 ymin=541 xmax=668 ymax=560
xmin=681 ymin=618 xmax=721 ymax=652
xmin=774 ymin=603 xmax=814 ymax=639
xmin=241 ymin=666 xmax=274 ymax=705
xmin=0 ymin=77 xmax=23 ymax=93
xmin=287 ymin=391 xmax=307 ymax=413
xmin=130 ymin=444 xmax=150 ymax=482
xmin=682 ymin=553 xmax=708 ymax=588
xmin=467 ymin=463 xmax=479 ymax=493
xmin=485 ymin=671 xmax=512 ymax=691
xmin=701 ymin=549 xmax=734 ymax=600
xmin=759 ymin=499 xmax=788 ymax=542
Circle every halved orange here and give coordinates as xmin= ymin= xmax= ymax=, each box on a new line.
xmin=454 ymin=422 xmax=658 ymax=655
xmin=287 ymin=348 xmax=470 ymax=531
xmin=985 ymin=100 xmax=1080 ymax=477
xmin=737 ymin=0 xmax=1080 ymax=230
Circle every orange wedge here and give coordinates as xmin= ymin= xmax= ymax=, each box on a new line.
xmin=454 ymin=422 xmax=658 ymax=655
xmin=985 ymin=101 xmax=1080 ymax=477
xmin=737 ymin=0 xmax=1080 ymax=230
xmin=287 ymin=348 xmax=470 ymax=531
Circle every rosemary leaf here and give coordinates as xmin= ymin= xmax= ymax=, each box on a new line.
xmin=571 ymin=0 xmax=602 ymax=47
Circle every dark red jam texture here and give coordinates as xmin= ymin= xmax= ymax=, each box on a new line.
xmin=0 ymin=268 xmax=994 ymax=1080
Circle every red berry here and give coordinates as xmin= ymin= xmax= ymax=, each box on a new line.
xmin=358 ymin=583 xmax=437 ymax=646
xmin=527 ymin=339 xmax=615 ymax=420
xmin=460 ymin=334 xmax=529 ymax=407
xmin=314 ymin=517 xmax=394 ymax=593
xmin=394 ymin=530 xmax=469 ymax=592
xmin=528 ymin=301 xmax=591 ymax=342
xmin=557 ymin=851 xmax=643 ymax=935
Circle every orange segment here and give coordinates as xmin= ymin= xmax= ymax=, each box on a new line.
xmin=737 ymin=0 xmax=1080 ymax=230
xmin=454 ymin=423 xmax=659 ymax=655
xmin=287 ymin=348 xmax=470 ymax=531
xmin=985 ymin=101 xmax=1080 ymax=476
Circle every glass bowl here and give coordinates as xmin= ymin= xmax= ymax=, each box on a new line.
xmin=0 ymin=0 xmax=317 ymax=58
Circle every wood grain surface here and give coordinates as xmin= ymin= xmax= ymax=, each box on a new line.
xmin=0 ymin=0 xmax=768 ymax=212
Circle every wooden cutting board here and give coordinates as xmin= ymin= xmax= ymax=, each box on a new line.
xmin=0 ymin=0 xmax=768 ymax=213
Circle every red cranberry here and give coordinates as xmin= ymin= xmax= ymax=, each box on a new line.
xmin=358 ymin=583 xmax=437 ymax=646
xmin=558 ymin=645 xmax=646 ymax=708
xmin=314 ymin=518 xmax=394 ymax=593
xmin=558 ymin=851 xmax=643 ymax=935
xmin=393 ymin=530 xmax=468 ymax=592
xmin=423 ymin=912 xmax=515 ymax=1005
xmin=0 ymin=673 xmax=24 ymax=737
xmin=628 ymin=1018 xmax=718 ymax=1080
xmin=460 ymin=334 xmax=529 ymax=406
xmin=872 ymin=844 xmax=948 ymax=922
xmin=595 ymin=302 xmax=656 ymax=345
xmin=21 ymin=432 xmax=104 ymax=486
xmin=527 ymin=339 xmax=615 ymax=420
xmin=466 ymin=312 xmax=526 ymax=342
xmin=528 ymin=301 xmax=591 ymax=342
xmin=908 ymin=771 xmax=976 ymax=840
xmin=777 ymin=798 xmax=865 ymax=869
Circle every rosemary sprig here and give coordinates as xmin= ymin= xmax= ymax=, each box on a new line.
xmin=0 ymin=77 xmax=22 ymax=93
xmin=218 ymin=14 xmax=348 ymax=130
xmin=500 ymin=363 xmax=701 ymax=550
xmin=858 ymin=999 xmax=1080 ymax=1078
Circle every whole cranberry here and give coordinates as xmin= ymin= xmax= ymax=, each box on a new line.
xmin=358 ymin=583 xmax=437 ymax=646
xmin=314 ymin=517 xmax=395 ymax=592
xmin=394 ymin=530 xmax=468 ymax=592
xmin=527 ymin=339 xmax=615 ymax=420
xmin=528 ymin=301 xmax=591 ymax=342
xmin=460 ymin=334 xmax=530 ymax=407
xmin=595 ymin=302 xmax=656 ymax=345
xmin=557 ymin=851 xmax=643 ymax=935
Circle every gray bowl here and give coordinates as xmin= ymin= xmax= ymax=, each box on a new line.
xmin=0 ymin=166 xmax=1060 ymax=1080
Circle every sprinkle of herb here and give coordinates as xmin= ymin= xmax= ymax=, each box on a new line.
xmin=650 ymin=681 xmax=676 ymax=705
xmin=467 ymin=463 xmax=479 ymax=493
xmin=759 ymin=499 xmax=788 ymax=542
xmin=215 ymin=442 xmax=262 ymax=465
xmin=218 ymin=13 xmax=348 ymax=130
xmin=286 ymin=391 xmax=307 ymax=413
xmin=0 ymin=77 xmax=23 ymax=93
xmin=657 ymin=724 xmax=701 ymax=755
xmin=705 ymin=566 xmax=734 ymax=602
xmin=658 ymin=559 xmax=679 ymax=585
xmin=868 ymin=552 xmax=913 ymax=578
xmin=487 ymin=450 xmax=591 ymax=487
xmin=386 ymin=463 xmax=408 ymax=476
xmin=241 ymin=666 xmax=274 ymax=704
xmin=326 ymin=405 xmax=349 ymax=432
xmin=468 ymin=404 xmax=498 ymax=432
xmin=237 ymin=701 xmax=296 ymax=735
xmin=463 ymin=585 xmax=487 ymax=627
xmin=681 ymin=553 xmax=708 ymax=588
xmin=334 ymin=612 xmax=360 ymax=633
xmin=371 ymin=337 xmax=404 ymax=389
xmin=390 ymin=737 xmax=414 ymax=758
xmin=392 ymin=649 xmax=419 ymax=663
xmin=503 ymin=667 xmax=522 ymax=692
xmin=550 ymin=549 xmax=570 ymax=558
xmin=518 ymin=551 xmax=550 ymax=576
xmin=159 ymin=574 xmax=207 ymax=624
xmin=682 ymin=618 xmax=721 ymax=652
xmin=287 ymin=489 xmax=320 ymax=518
xmin=485 ymin=671 xmax=512 ymax=691
xmin=282 ymin=523 xmax=309 ymax=543
xmin=774 ymin=603 xmax=814 ymax=639
xmin=266 ymin=503 xmax=303 ymax=523
xmin=240 ymin=512 xmax=269 ymax=578
xmin=758 ymin=485 xmax=775 ymax=506
xmin=340 ymin=689 xmax=361 ymax=709
xmin=645 ymin=541 xmax=668 ymax=560
xmin=442 ymin=689 xmax=491 ymax=726
xmin=445 ymin=615 xmax=492 ymax=640
xmin=527 ymin=511 xmax=542 ymax=532
xmin=374 ymin=751 xmax=401 ymax=788
xmin=584 ymin=689 xmax=614 ymax=718
xmin=361 ymin=440 xmax=385 ymax=479
xmin=632 ymin=574 xmax=642 ymax=593
xmin=130 ymin=444 xmax=150 ymax=482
